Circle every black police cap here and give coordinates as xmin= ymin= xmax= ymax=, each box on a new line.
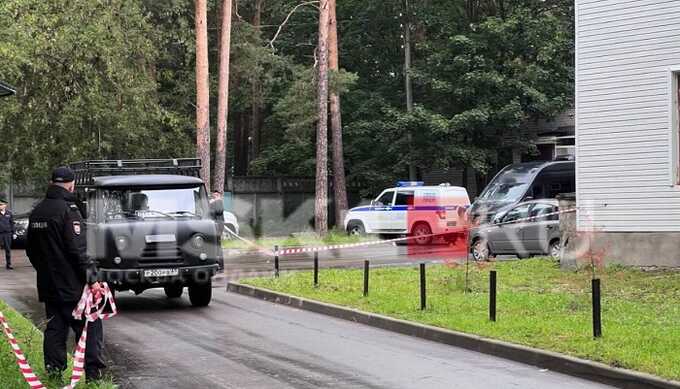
xmin=51 ymin=166 xmax=75 ymax=183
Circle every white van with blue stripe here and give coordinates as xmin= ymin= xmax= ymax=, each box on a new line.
xmin=344 ymin=182 xmax=471 ymax=245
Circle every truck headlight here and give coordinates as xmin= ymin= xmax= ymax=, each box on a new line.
xmin=191 ymin=234 xmax=205 ymax=249
xmin=115 ymin=235 xmax=129 ymax=251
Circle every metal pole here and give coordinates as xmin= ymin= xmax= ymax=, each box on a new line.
xmin=465 ymin=251 xmax=470 ymax=293
xmin=403 ymin=0 xmax=416 ymax=181
xmin=363 ymin=260 xmax=369 ymax=297
xmin=274 ymin=245 xmax=279 ymax=278
xmin=489 ymin=270 xmax=497 ymax=322
xmin=420 ymin=263 xmax=426 ymax=310
xmin=592 ymin=278 xmax=602 ymax=338
xmin=313 ymin=251 xmax=319 ymax=287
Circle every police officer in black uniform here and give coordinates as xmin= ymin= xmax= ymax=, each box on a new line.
xmin=0 ymin=198 xmax=15 ymax=269
xmin=26 ymin=167 xmax=106 ymax=382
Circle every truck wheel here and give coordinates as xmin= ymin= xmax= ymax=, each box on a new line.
xmin=189 ymin=281 xmax=212 ymax=307
xmin=164 ymin=285 xmax=184 ymax=299
xmin=347 ymin=221 xmax=366 ymax=236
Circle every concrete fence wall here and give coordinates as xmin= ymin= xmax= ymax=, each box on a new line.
xmin=4 ymin=176 xmax=364 ymax=236
xmin=225 ymin=176 xmax=364 ymax=237
xmin=2 ymin=179 xmax=43 ymax=215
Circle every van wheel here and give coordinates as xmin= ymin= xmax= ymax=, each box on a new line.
xmin=472 ymin=238 xmax=490 ymax=261
xmin=164 ymin=285 xmax=183 ymax=299
xmin=189 ymin=281 xmax=212 ymax=307
xmin=411 ymin=222 xmax=432 ymax=245
xmin=549 ymin=239 xmax=561 ymax=261
xmin=347 ymin=221 xmax=366 ymax=236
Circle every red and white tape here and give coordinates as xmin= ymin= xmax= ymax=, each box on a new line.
xmin=0 ymin=311 xmax=46 ymax=388
xmin=273 ymin=208 xmax=578 ymax=257
xmin=274 ymin=233 xmax=444 ymax=256
xmin=0 ymin=283 xmax=117 ymax=389
xmin=480 ymin=207 xmax=576 ymax=229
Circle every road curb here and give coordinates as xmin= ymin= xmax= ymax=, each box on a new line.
xmin=227 ymin=282 xmax=680 ymax=389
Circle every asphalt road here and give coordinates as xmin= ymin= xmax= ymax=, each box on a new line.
xmin=1 ymin=250 xmax=612 ymax=389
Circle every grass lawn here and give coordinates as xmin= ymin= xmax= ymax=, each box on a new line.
xmin=0 ymin=299 xmax=116 ymax=389
xmin=243 ymin=258 xmax=680 ymax=381
xmin=223 ymin=229 xmax=372 ymax=250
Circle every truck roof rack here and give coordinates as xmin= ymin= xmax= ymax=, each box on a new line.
xmin=70 ymin=159 xmax=201 ymax=186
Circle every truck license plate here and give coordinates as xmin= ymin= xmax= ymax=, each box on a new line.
xmin=144 ymin=269 xmax=179 ymax=277
xmin=145 ymin=234 xmax=176 ymax=243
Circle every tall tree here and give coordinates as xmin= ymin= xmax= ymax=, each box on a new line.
xmin=214 ymin=0 xmax=233 ymax=193
xmin=328 ymin=0 xmax=348 ymax=227
xmin=0 ymin=0 xmax=191 ymax=184
xmin=195 ymin=0 xmax=211 ymax=189
xmin=315 ymin=0 xmax=330 ymax=234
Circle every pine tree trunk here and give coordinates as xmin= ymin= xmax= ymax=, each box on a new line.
xmin=315 ymin=0 xmax=330 ymax=235
xmin=195 ymin=0 xmax=211 ymax=189
xmin=214 ymin=0 xmax=233 ymax=193
xmin=328 ymin=0 xmax=348 ymax=228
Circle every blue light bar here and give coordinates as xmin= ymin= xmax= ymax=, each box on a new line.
xmin=397 ymin=181 xmax=424 ymax=187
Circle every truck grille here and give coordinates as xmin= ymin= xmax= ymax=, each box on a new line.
xmin=140 ymin=242 xmax=184 ymax=265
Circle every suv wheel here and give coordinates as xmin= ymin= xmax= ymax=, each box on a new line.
xmin=472 ymin=238 xmax=490 ymax=261
xmin=164 ymin=285 xmax=184 ymax=299
xmin=549 ymin=239 xmax=561 ymax=261
xmin=189 ymin=281 xmax=212 ymax=307
xmin=411 ymin=222 xmax=432 ymax=245
xmin=347 ymin=221 xmax=366 ymax=236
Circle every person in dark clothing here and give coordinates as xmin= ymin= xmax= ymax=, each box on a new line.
xmin=0 ymin=198 xmax=15 ymax=269
xmin=26 ymin=167 xmax=106 ymax=382
xmin=210 ymin=191 xmax=225 ymax=239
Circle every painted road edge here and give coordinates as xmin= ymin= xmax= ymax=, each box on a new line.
xmin=227 ymin=282 xmax=680 ymax=389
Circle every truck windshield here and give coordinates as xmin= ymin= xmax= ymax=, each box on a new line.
xmin=102 ymin=187 xmax=208 ymax=222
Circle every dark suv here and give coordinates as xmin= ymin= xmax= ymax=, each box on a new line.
xmin=72 ymin=159 xmax=223 ymax=307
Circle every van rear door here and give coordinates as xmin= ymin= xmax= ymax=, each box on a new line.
xmin=442 ymin=188 xmax=470 ymax=228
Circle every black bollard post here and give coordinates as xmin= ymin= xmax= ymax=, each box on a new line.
xmin=420 ymin=263 xmax=426 ymax=310
xmin=274 ymin=245 xmax=280 ymax=278
xmin=489 ymin=270 xmax=497 ymax=322
xmin=363 ymin=260 xmax=370 ymax=297
xmin=592 ymin=278 xmax=602 ymax=338
xmin=313 ymin=251 xmax=319 ymax=287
